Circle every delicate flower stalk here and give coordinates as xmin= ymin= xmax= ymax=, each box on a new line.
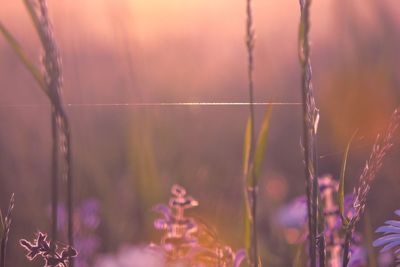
xmin=343 ymin=108 xmax=400 ymax=266
xmin=278 ymin=176 xmax=366 ymax=266
xmin=298 ymin=0 xmax=321 ymax=266
xmin=152 ymin=185 xmax=246 ymax=266
xmin=319 ymin=176 xmax=340 ymax=267
xmin=320 ymin=176 xmax=366 ymax=267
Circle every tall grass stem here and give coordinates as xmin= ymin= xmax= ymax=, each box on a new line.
xmin=342 ymin=108 xmax=400 ymax=266
xmin=298 ymin=0 xmax=322 ymax=265
xmin=245 ymin=0 xmax=258 ymax=265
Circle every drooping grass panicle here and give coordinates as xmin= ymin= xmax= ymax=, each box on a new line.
xmin=342 ymin=107 xmax=400 ymax=266
xmin=298 ymin=0 xmax=322 ymax=266
xmin=0 ymin=194 xmax=14 ymax=267
xmin=23 ymin=0 xmax=74 ymax=261
xmin=0 ymin=0 xmax=75 ymax=263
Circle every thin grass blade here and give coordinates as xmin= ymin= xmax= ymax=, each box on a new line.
xmin=338 ymin=129 xmax=358 ymax=226
xmin=0 ymin=21 xmax=47 ymax=93
xmin=243 ymin=117 xmax=252 ymax=178
xmin=242 ymin=117 xmax=252 ymax=255
xmin=253 ymin=105 xmax=272 ymax=180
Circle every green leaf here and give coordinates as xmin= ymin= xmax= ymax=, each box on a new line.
xmin=338 ymin=129 xmax=358 ymax=226
xmin=242 ymin=106 xmax=273 ymax=255
xmin=242 ymin=117 xmax=252 ymax=178
xmin=242 ymin=116 xmax=253 ymax=255
xmin=0 ymin=21 xmax=48 ymax=94
xmin=253 ymin=105 xmax=273 ymax=180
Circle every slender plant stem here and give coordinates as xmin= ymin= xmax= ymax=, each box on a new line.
xmin=50 ymin=100 xmax=74 ymax=266
xmin=342 ymin=227 xmax=352 ymax=267
xmin=51 ymin=107 xmax=59 ymax=255
xmin=63 ymin=113 xmax=74 ymax=259
xmin=301 ymin=79 xmax=316 ymax=267
xmin=1 ymin=1 xmax=74 ymax=263
xmin=245 ymin=0 xmax=258 ymax=265
xmin=299 ymin=0 xmax=320 ymax=266
xmin=317 ymin=235 xmax=325 ymax=267
xmin=0 ymin=240 xmax=5 ymax=267
xmin=37 ymin=1 xmax=74 ymax=264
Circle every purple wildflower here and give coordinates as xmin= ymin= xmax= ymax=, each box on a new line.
xmin=79 ymin=198 xmax=100 ymax=229
xmin=50 ymin=199 xmax=101 ymax=267
xmin=374 ymin=210 xmax=400 ymax=255
xmin=152 ymin=184 xmax=246 ymax=266
xmin=275 ymin=196 xmax=307 ymax=228
xmin=276 ymin=176 xmax=367 ymax=266
xmin=20 ymin=232 xmax=77 ymax=267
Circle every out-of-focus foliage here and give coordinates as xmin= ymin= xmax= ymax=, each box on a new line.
xmin=0 ymin=0 xmax=399 ymax=266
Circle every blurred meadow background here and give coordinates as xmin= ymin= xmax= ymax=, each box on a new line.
xmin=1 ymin=0 xmax=400 ymax=266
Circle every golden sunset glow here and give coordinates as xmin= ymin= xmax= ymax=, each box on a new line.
xmin=0 ymin=0 xmax=399 ymax=266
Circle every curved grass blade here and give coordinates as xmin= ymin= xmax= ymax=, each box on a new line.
xmin=243 ymin=117 xmax=252 ymax=178
xmin=0 ymin=21 xmax=47 ymax=94
xmin=242 ymin=106 xmax=273 ymax=258
xmin=242 ymin=117 xmax=252 ymax=254
xmin=338 ymin=129 xmax=358 ymax=226
xmin=243 ymin=201 xmax=251 ymax=254
xmin=253 ymin=105 xmax=272 ymax=180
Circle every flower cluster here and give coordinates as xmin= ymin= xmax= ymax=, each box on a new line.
xmin=152 ymin=184 xmax=245 ymax=266
xmin=20 ymin=232 xmax=77 ymax=267
xmin=318 ymin=175 xmax=366 ymax=267
xmin=275 ymin=175 xmax=367 ymax=266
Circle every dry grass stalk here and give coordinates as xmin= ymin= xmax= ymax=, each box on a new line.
xmin=298 ymin=0 xmax=321 ymax=266
xmin=28 ymin=0 xmax=74 ymax=264
xmin=342 ymin=108 xmax=400 ymax=266
xmin=245 ymin=0 xmax=259 ymax=266
xmin=0 ymin=194 xmax=14 ymax=267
